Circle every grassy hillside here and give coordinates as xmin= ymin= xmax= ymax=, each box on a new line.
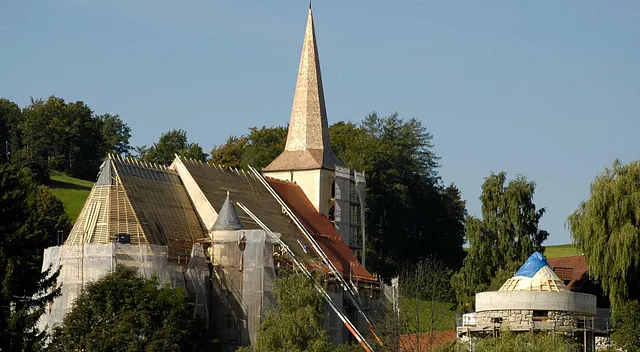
xmin=49 ymin=173 xmax=93 ymax=223
xmin=544 ymin=243 xmax=581 ymax=258
xmin=464 ymin=244 xmax=580 ymax=258
xmin=402 ymin=300 xmax=458 ymax=332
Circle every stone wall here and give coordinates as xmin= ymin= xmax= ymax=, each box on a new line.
xmin=475 ymin=309 xmax=589 ymax=331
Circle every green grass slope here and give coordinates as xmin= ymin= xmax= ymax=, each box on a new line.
xmin=544 ymin=244 xmax=581 ymax=258
xmin=49 ymin=173 xmax=93 ymax=223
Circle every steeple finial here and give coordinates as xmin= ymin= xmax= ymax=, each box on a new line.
xmin=263 ymin=5 xmax=344 ymax=172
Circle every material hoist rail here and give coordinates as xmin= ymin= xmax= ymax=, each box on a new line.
xmin=247 ymin=166 xmax=384 ymax=347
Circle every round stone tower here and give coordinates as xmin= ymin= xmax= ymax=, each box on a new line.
xmin=460 ymin=252 xmax=597 ymax=349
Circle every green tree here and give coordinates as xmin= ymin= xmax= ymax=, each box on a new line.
xmin=139 ymin=129 xmax=208 ymax=165
xmin=331 ymin=113 xmax=466 ymax=278
xmin=435 ymin=331 xmax=577 ymax=352
xmin=241 ymin=271 xmax=359 ymax=352
xmin=567 ymin=159 xmax=640 ymax=309
xmin=48 ymin=265 xmax=212 ymax=352
xmin=0 ymin=163 xmax=69 ymax=351
xmin=0 ymin=98 xmax=22 ymax=164
xmin=210 ymin=125 xmax=287 ymax=169
xmin=96 ymin=113 xmax=132 ymax=157
xmin=611 ymin=299 xmax=640 ymax=352
xmin=453 ymin=172 xmax=548 ymax=307
xmin=20 ymin=96 xmax=106 ymax=180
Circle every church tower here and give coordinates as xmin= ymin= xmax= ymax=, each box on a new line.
xmin=264 ymin=5 xmax=367 ymax=265
xmin=264 ymin=4 xmax=343 ymax=217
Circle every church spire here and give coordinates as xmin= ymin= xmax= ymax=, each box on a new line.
xmin=264 ymin=6 xmax=343 ymax=171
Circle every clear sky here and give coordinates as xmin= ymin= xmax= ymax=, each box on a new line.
xmin=2 ymin=0 xmax=639 ymax=245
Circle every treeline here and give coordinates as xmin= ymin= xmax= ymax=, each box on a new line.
xmin=0 ymin=96 xmax=131 ymax=182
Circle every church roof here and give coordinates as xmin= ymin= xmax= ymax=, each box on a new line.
xmin=499 ymin=252 xmax=570 ymax=292
xmin=66 ymin=156 xmax=206 ymax=262
xmin=211 ymin=192 xmax=243 ymax=231
xmin=177 ymin=158 xmax=319 ymax=264
xmin=267 ymin=177 xmax=376 ymax=282
xmin=264 ymin=6 xmax=343 ymax=172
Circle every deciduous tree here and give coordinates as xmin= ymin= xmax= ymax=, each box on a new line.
xmin=567 ymin=159 xmax=640 ymax=309
xmin=96 ymin=113 xmax=132 ymax=157
xmin=453 ymin=172 xmax=548 ymax=307
xmin=239 ymin=271 xmax=359 ymax=352
xmin=48 ymin=265 xmax=212 ymax=351
xmin=210 ymin=126 xmax=287 ymax=169
xmin=138 ymin=129 xmax=208 ymax=165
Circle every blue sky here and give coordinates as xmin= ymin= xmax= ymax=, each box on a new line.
xmin=2 ymin=0 xmax=639 ymax=245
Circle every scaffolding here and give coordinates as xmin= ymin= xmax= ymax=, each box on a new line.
xmin=38 ymin=243 xmax=209 ymax=332
xmin=210 ymin=229 xmax=278 ymax=350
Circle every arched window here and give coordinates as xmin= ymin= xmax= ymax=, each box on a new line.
xmin=328 ymin=205 xmax=335 ymax=223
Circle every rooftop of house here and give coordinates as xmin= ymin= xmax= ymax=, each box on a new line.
xmin=547 ymin=255 xmax=589 ymax=292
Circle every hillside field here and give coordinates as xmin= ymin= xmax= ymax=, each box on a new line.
xmin=49 ymin=173 xmax=92 ymax=223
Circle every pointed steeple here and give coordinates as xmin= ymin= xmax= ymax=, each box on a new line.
xmin=211 ymin=191 xmax=243 ymax=231
xmin=264 ymin=6 xmax=343 ymax=171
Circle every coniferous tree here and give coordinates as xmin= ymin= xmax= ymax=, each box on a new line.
xmin=0 ymin=163 xmax=69 ymax=351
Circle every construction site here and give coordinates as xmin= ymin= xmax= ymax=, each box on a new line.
xmin=38 ymin=5 xmax=390 ymax=351
xmin=457 ymin=252 xmax=601 ymax=351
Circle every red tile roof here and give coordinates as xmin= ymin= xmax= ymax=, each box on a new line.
xmin=400 ymin=331 xmax=457 ymax=351
xmin=547 ymin=255 xmax=588 ymax=292
xmin=266 ymin=178 xmax=377 ymax=282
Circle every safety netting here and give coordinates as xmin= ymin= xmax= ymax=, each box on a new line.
xmin=210 ymin=229 xmax=278 ymax=349
xmin=38 ymin=243 xmax=209 ymax=332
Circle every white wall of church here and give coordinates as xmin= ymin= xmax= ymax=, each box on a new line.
xmin=171 ymin=158 xmax=218 ymax=230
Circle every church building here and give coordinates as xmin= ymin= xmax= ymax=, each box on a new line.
xmin=40 ymin=5 xmax=381 ymax=350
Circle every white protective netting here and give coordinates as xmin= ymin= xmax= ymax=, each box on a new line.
xmin=210 ymin=229 xmax=278 ymax=348
xmin=38 ymin=243 xmax=208 ymax=332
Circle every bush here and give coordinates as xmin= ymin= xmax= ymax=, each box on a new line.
xmin=435 ymin=331 xmax=578 ymax=352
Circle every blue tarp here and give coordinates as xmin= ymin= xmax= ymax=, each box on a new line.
xmin=513 ymin=251 xmax=549 ymax=278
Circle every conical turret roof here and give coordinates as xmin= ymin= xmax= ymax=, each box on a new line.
xmin=211 ymin=192 xmax=243 ymax=231
xmin=499 ymin=252 xmax=570 ymax=292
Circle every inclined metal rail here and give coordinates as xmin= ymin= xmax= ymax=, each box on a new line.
xmin=247 ymin=166 xmax=383 ymax=346
xmin=236 ymin=202 xmax=374 ymax=352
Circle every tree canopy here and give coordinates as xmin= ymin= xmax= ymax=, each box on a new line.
xmin=567 ymin=159 xmax=640 ymax=309
xmin=453 ymin=172 xmax=548 ymax=307
xmin=1 ymin=96 xmax=132 ymax=182
xmin=240 ymin=271 xmax=359 ymax=352
xmin=331 ymin=113 xmax=466 ymax=278
xmin=137 ymin=129 xmax=208 ymax=165
xmin=210 ymin=126 xmax=287 ymax=169
xmin=0 ymin=163 xmax=70 ymax=351
xmin=49 ymin=265 xmax=212 ymax=352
